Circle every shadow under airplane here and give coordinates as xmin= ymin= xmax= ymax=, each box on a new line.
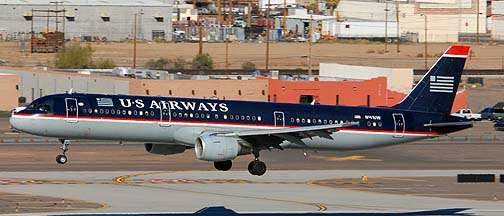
xmin=52 ymin=206 xmax=473 ymax=216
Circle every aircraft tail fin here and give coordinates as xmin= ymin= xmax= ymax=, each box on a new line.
xmin=392 ymin=46 xmax=470 ymax=114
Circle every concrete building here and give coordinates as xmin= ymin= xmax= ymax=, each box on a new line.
xmin=0 ymin=67 xmax=129 ymax=103
xmin=0 ymin=73 xmax=19 ymax=111
xmin=319 ymin=63 xmax=413 ymax=93
xmin=0 ymin=0 xmax=173 ymax=41
xmin=491 ymin=1 xmax=504 ymax=40
xmin=0 ymin=66 xmax=466 ymax=112
xmin=337 ymin=0 xmax=487 ymax=42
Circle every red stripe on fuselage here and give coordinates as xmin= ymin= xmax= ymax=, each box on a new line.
xmin=12 ymin=113 xmax=442 ymax=135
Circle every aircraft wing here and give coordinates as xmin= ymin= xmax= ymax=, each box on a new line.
xmin=217 ymin=122 xmax=359 ymax=150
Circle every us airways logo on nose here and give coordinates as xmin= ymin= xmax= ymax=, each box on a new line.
xmin=429 ymin=76 xmax=454 ymax=93
xmin=118 ymin=98 xmax=229 ymax=112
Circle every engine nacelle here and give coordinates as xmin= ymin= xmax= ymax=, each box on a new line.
xmin=144 ymin=143 xmax=186 ymax=155
xmin=195 ymin=134 xmax=250 ymax=161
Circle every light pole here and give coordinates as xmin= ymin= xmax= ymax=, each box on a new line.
xmin=133 ymin=12 xmax=137 ymax=68
xmin=384 ymin=1 xmax=389 ymax=53
xmin=308 ymin=14 xmax=313 ymax=77
xmin=265 ymin=0 xmax=271 ymax=71
xmin=421 ymin=14 xmax=427 ymax=70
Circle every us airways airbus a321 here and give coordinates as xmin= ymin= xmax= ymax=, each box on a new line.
xmin=10 ymin=46 xmax=473 ymax=176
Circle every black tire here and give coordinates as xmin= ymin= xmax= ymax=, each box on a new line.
xmin=248 ymin=161 xmax=254 ymax=174
xmin=251 ymin=161 xmax=267 ymax=176
xmin=56 ymin=155 xmax=67 ymax=164
xmin=214 ymin=160 xmax=232 ymax=171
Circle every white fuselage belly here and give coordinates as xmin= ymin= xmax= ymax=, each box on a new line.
xmin=10 ymin=115 xmax=435 ymax=151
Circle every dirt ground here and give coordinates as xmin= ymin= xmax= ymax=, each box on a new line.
xmin=1 ymin=41 xmax=503 ymax=70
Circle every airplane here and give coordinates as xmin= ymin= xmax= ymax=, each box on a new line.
xmin=9 ymin=45 xmax=473 ymax=176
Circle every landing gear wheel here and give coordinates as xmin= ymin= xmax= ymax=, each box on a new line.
xmin=248 ymin=160 xmax=267 ymax=176
xmin=56 ymin=139 xmax=70 ymax=165
xmin=214 ymin=160 xmax=233 ymax=171
xmin=56 ymin=155 xmax=67 ymax=164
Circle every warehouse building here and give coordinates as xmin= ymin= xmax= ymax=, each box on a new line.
xmin=0 ymin=66 xmax=466 ymax=112
xmin=337 ymin=0 xmax=487 ymax=42
xmin=0 ymin=0 xmax=172 ymax=41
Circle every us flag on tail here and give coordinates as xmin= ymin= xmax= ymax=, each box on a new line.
xmin=429 ymin=76 xmax=454 ymax=93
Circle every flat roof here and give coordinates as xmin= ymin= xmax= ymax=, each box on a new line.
xmin=283 ymin=14 xmax=337 ymax=21
xmin=0 ymin=0 xmax=171 ymax=7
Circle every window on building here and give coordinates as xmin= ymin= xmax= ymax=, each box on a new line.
xmin=299 ymin=95 xmax=313 ymax=104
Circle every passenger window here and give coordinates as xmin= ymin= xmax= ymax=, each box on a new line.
xmin=246 ymin=116 xmax=250 ymax=120
xmin=230 ymin=115 xmax=234 ymax=120
xmin=258 ymin=116 xmax=262 ymax=121
xmin=302 ymin=118 xmax=306 ymax=123
xmin=215 ymin=114 xmax=219 ymax=119
xmin=252 ymin=116 xmax=256 ymax=121
xmin=223 ymin=115 xmax=227 ymax=120
xmin=307 ymin=119 xmax=311 ymax=123
xmin=111 ymin=110 xmax=115 ymax=114
xmin=133 ymin=110 xmax=138 ymax=115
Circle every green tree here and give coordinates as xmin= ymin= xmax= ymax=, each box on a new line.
xmin=144 ymin=58 xmax=171 ymax=70
xmin=54 ymin=43 xmax=94 ymax=69
xmin=192 ymin=53 xmax=214 ymax=70
xmin=241 ymin=61 xmax=256 ymax=70
xmin=94 ymin=59 xmax=116 ymax=69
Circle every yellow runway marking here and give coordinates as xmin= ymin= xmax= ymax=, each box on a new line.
xmin=375 ymin=177 xmax=426 ymax=182
xmin=309 ymin=155 xmax=383 ymax=162
xmin=114 ymin=171 xmax=329 ymax=212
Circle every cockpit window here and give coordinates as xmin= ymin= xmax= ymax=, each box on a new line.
xmin=26 ymin=97 xmax=54 ymax=113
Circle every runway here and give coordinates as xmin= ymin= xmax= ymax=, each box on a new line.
xmin=1 ymin=170 xmax=504 ymax=215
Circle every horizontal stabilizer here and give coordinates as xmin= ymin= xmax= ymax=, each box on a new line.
xmin=424 ymin=121 xmax=473 ymax=127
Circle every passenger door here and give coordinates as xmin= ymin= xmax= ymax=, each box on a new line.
xmin=392 ymin=113 xmax=405 ymax=138
xmin=65 ymin=98 xmax=79 ymax=123
xmin=158 ymin=106 xmax=171 ymax=127
xmin=274 ymin=111 xmax=285 ymax=127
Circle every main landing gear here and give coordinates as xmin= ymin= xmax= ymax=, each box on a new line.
xmin=56 ymin=139 xmax=69 ymax=164
xmin=248 ymin=150 xmax=266 ymax=176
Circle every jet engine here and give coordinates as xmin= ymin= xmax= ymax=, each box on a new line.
xmin=195 ymin=134 xmax=250 ymax=161
xmin=144 ymin=143 xmax=187 ymax=155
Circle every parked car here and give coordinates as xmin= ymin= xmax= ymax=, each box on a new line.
xmin=494 ymin=119 xmax=504 ymax=131
xmin=451 ymin=109 xmax=481 ymax=120
xmin=479 ymin=107 xmax=504 ymax=121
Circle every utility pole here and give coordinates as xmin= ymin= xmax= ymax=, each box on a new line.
xmin=217 ymin=0 xmax=222 ymax=24
xmin=229 ymin=0 xmax=233 ymax=25
xmin=265 ymin=0 xmax=271 ymax=71
xmin=423 ymin=14 xmax=427 ymax=70
xmin=396 ymin=0 xmax=400 ymax=52
xmin=133 ymin=13 xmax=137 ymax=68
xmin=476 ymin=0 xmax=480 ymax=43
xmin=247 ymin=2 xmax=252 ymax=28
xmin=225 ymin=37 xmax=229 ymax=70
xmin=314 ymin=0 xmax=319 ymax=15
xmin=308 ymin=14 xmax=313 ymax=77
xmin=384 ymin=1 xmax=389 ymax=53
xmin=283 ymin=0 xmax=287 ymax=38
xmin=199 ymin=16 xmax=203 ymax=54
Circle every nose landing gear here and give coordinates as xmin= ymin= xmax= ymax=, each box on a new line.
xmin=56 ymin=139 xmax=69 ymax=164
